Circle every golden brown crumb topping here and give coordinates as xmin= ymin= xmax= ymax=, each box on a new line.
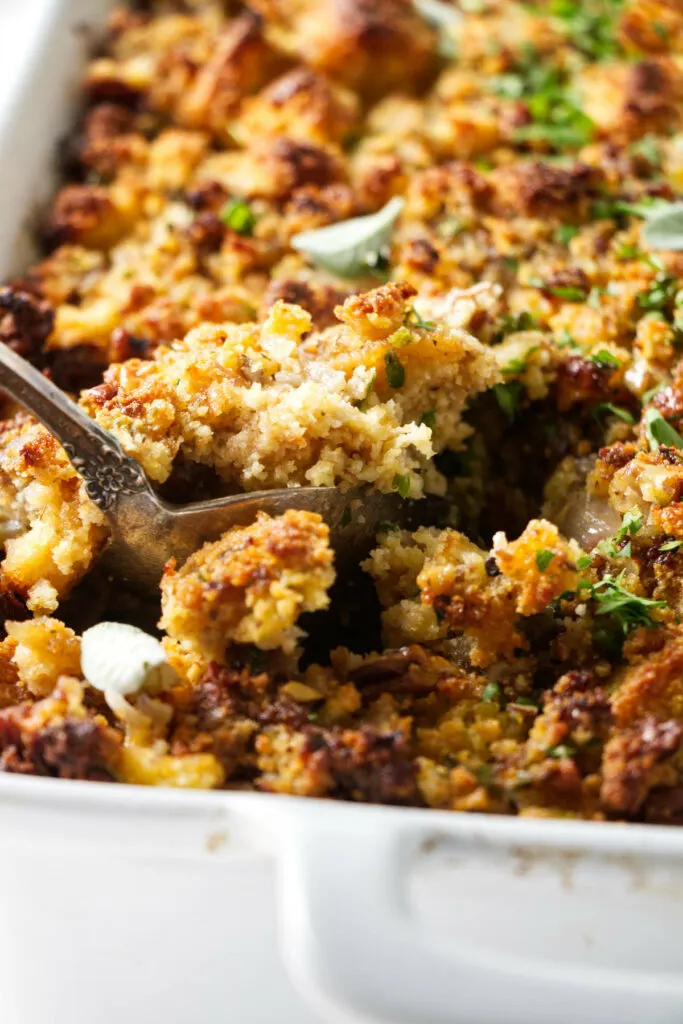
xmin=4 ymin=0 xmax=683 ymax=820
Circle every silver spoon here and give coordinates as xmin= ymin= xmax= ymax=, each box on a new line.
xmin=0 ymin=344 xmax=439 ymax=592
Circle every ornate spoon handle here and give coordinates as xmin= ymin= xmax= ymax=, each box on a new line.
xmin=0 ymin=343 xmax=149 ymax=513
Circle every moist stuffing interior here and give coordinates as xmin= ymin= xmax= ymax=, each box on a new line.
xmin=3 ymin=0 xmax=683 ymax=818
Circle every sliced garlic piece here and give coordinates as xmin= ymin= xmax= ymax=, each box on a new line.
xmin=81 ymin=622 xmax=176 ymax=697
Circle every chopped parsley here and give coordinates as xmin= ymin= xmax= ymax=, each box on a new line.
xmin=547 ymin=743 xmax=577 ymax=760
xmin=481 ymin=682 xmax=502 ymax=703
xmin=556 ymin=328 xmax=579 ymax=349
xmin=392 ymin=473 xmax=411 ymax=499
xmin=405 ymin=307 xmax=436 ymax=331
xmin=556 ymin=225 xmax=579 ymax=245
xmin=545 ymin=0 xmax=623 ymax=62
xmin=660 ymin=539 xmax=683 ymax=552
xmin=494 ymin=381 xmax=523 ymax=420
xmin=593 ymin=403 xmax=635 ymax=425
xmin=536 ymin=549 xmax=555 ymax=571
xmin=577 ymin=555 xmax=593 ymax=571
xmin=590 ymin=349 xmax=620 ymax=369
xmin=419 ymin=409 xmax=436 ymax=430
xmin=637 ymin=272 xmax=679 ymax=314
xmin=355 ymin=370 xmax=376 ymax=411
xmin=488 ymin=47 xmax=595 ymax=151
xmin=494 ymin=311 xmax=538 ymax=340
xmin=529 ymin=276 xmax=587 ymax=302
xmin=598 ymin=508 xmax=643 ymax=559
xmin=591 ymin=571 xmax=667 ymax=633
xmin=384 ymin=350 xmax=405 ymax=388
xmin=502 ymin=345 xmax=540 ymax=376
xmin=644 ymin=407 xmax=683 ymax=451
xmin=220 ymin=198 xmax=256 ymax=235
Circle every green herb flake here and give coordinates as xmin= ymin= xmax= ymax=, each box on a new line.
xmin=419 ymin=409 xmax=436 ymax=430
xmin=495 ymin=311 xmax=538 ymax=339
xmin=660 ymin=539 xmax=683 ymax=552
xmin=405 ymin=307 xmax=436 ymax=331
xmin=392 ymin=473 xmax=411 ymax=499
xmin=481 ymin=682 xmax=502 ymax=703
xmin=494 ymin=381 xmax=523 ymax=420
xmin=536 ymin=549 xmax=555 ymax=571
xmin=437 ymin=216 xmax=464 ymax=240
xmin=644 ymin=407 xmax=683 ymax=451
xmin=355 ymin=370 xmax=377 ymax=411
xmin=473 ymin=764 xmax=495 ymax=786
xmin=529 ymin=276 xmax=587 ymax=302
xmin=594 ymin=403 xmax=635 ymax=425
xmin=590 ymin=349 xmax=620 ymax=369
xmin=377 ymin=521 xmax=398 ymax=533
xmin=591 ymin=571 xmax=668 ymax=633
xmin=547 ymin=743 xmax=577 ymax=760
xmin=219 ymin=198 xmax=257 ymax=236
xmin=556 ymin=225 xmax=579 ymax=245
xmin=638 ymin=273 xmax=679 ymax=314
xmin=577 ymin=555 xmax=593 ymax=571
xmin=384 ymin=350 xmax=406 ymax=388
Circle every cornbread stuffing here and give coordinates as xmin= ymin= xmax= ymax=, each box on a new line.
xmin=5 ymin=0 xmax=683 ymax=824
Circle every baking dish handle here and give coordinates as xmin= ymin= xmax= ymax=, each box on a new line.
xmin=277 ymin=809 xmax=683 ymax=1024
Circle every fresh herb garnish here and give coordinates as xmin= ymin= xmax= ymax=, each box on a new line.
xmin=660 ymin=539 xmax=683 ymax=552
xmin=405 ymin=307 xmax=436 ymax=331
xmin=502 ymin=345 xmax=540 ymax=376
xmin=593 ymin=403 xmax=635 ymax=425
xmin=536 ymin=549 xmax=555 ymax=571
xmin=356 ymin=370 xmax=377 ymax=411
xmin=494 ymin=311 xmax=538 ymax=339
xmin=419 ymin=409 xmax=436 ymax=430
xmin=529 ymin=276 xmax=587 ymax=301
xmin=590 ymin=349 xmax=620 ymax=369
xmin=556 ymin=225 xmax=579 ymax=245
xmin=547 ymin=743 xmax=577 ymax=760
xmin=577 ymin=555 xmax=593 ymax=571
xmin=637 ymin=272 xmax=679 ymax=313
xmin=598 ymin=508 xmax=643 ymax=559
xmin=591 ymin=571 xmax=667 ymax=633
xmin=384 ymin=350 xmax=406 ymax=388
xmin=220 ymin=198 xmax=257 ymax=235
xmin=291 ymin=196 xmax=404 ymax=278
xmin=494 ymin=381 xmax=523 ymax=420
xmin=392 ymin=473 xmax=411 ymax=499
xmin=481 ymin=682 xmax=501 ymax=703
xmin=644 ymin=407 xmax=683 ymax=451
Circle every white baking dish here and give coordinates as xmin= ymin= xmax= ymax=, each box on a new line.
xmin=3 ymin=3 xmax=683 ymax=1023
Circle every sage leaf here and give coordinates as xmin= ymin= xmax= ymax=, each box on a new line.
xmin=642 ymin=202 xmax=683 ymax=251
xmin=644 ymin=407 xmax=683 ymax=452
xmin=291 ymin=196 xmax=404 ymax=278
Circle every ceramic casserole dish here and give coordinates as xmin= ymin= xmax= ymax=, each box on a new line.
xmin=2 ymin=3 xmax=683 ymax=1024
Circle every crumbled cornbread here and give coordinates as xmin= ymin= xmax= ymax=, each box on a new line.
xmin=4 ymin=0 xmax=683 ymax=823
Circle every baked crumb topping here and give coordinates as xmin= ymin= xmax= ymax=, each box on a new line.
xmin=3 ymin=0 xmax=683 ymax=820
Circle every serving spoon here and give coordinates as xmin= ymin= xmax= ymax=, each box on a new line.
xmin=0 ymin=344 xmax=439 ymax=592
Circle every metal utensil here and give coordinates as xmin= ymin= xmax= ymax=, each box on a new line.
xmin=0 ymin=344 xmax=435 ymax=591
